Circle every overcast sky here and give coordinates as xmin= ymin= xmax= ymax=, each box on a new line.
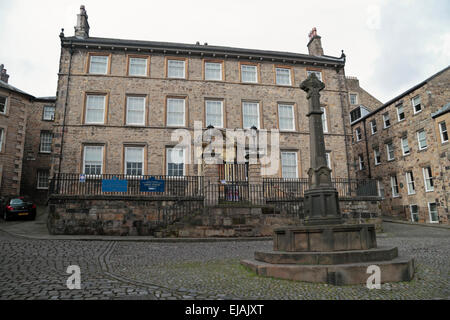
xmin=0 ymin=0 xmax=448 ymax=102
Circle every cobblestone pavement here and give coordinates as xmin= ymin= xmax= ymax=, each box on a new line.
xmin=0 ymin=222 xmax=448 ymax=300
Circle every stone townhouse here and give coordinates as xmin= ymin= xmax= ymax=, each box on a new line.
xmin=351 ymin=66 xmax=450 ymax=224
xmin=52 ymin=7 xmax=380 ymax=185
xmin=21 ymin=96 xmax=57 ymax=204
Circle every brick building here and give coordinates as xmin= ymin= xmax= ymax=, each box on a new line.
xmin=21 ymin=96 xmax=57 ymax=204
xmin=351 ymin=66 xmax=450 ymax=224
xmin=0 ymin=65 xmax=32 ymax=197
xmin=0 ymin=64 xmax=56 ymax=203
xmin=51 ymin=7 xmax=378 ymax=184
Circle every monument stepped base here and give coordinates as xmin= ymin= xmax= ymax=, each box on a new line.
xmin=241 ymin=256 xmax=414 ymax=285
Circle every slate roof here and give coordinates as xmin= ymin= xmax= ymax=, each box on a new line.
xmin=0 ymin=79 xmax=34 ymax=99
xmin=431 ymin=102 xmax=450 ymax=118
xmin=61 ymin=36 xmax=346 ymax=66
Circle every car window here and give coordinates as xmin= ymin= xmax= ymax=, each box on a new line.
xmin=10 ymin=199 xmax=26 ymax=205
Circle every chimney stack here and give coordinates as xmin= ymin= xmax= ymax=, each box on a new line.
xmin=307 ymin=27 xmax=324 ymax=56
xmin=74 ymin=5 xmax=90 ymax=39
xmin=0 ymin=64 xmax=9 ymax=83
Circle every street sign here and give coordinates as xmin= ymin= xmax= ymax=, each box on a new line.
xmin=140 ymin=177 xmax=165 ymax=192
xmin=79 ymin=174 xmax=86 ymax=183
xmin=102 ymin=177 xmax=128 ymax=192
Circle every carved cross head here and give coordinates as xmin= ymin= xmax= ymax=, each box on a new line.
xmin=300 ymin=73 xmax=325 ymax=99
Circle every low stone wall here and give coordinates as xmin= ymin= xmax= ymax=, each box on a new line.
xmin=47 ymin=195 xmax=203 ymax=236
xmin=47 ymin=195 xmax=382 ymax=236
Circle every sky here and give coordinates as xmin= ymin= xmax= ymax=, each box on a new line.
xmin=0 ymin=0 xmax=448 ymax=102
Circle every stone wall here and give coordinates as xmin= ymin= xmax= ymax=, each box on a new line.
xmin=47 ymin=195 xmax=382 ymax=236
xmin=350 ymin=67 xmax=450 ymax=224
xmin=0 ymin=88 xmax=29 ymax=196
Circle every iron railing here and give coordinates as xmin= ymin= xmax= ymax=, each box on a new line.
xmin=49 ymin=173 xmax=204 ymax=197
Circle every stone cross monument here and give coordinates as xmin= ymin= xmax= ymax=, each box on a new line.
xmin=241 ymin=73 xmax=414 ymax=285
xmin=300 ymin=73 xmax=342 ymax=225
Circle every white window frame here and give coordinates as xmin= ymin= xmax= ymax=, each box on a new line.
xmin=439 ymin=121 xmax=448 ymax=143
xmin=39 ymin=131 xmax=52 ymax=153
xmin=0 ymin=96 xmax=7 ymax=114
xmin=321 ymin=107 xmax=328 ymax=133
xmin=204 ymin=62 xmax=222 ymax=81
xmin=166 ymin=147 xmax=186 ymax=176
xmin=166 ymin=98 xmax=186 ymax=127
xmin=128 ymin=57 xmax=148 ymax=76
xmin=374 ymin=148 xmax=381 ymax=165
xmin=412 ymin=96 xmax=422 ymax=114
xmin=386 ymin=142 xmax=395 ymax=161
xmin=124 ymin=146 xmax=145 ymax=176
xmin=89 ymin=55 xmax=108 ymax=74
xmin=428 ymin=202 xmax=439 ymax=223
xmin=406 ymin=171 xmax=415 ymax=195
xmin=275 ymin=68 xmax=292 ymax=85
xmin=307 ymin=70 xmax=322 ymax=81
xmin=370 ymin=120 xmax=377 ymax=134
xmin=349 ymin=93 xmax=358 ymax=105
xmin=397 ymin=104 xmax=405 ymax=121
xmin=36 ymin=170 xmax=49 ymax=190
xmin=43 ymin=105 xmax=55 ymax=121
xmin=83 ymin=145 xmax=104 ymax=176
xmin=85 ymin=95 xmax=106 ymax=124
xmin=358 ymin=154 xmax=364 ymax=170
xmin=410 ymin=204 xmax=419 ymax=222
xmin=278 ymin=104 xmax=295 ymax=131
xmin=0 ymin=128 xmax=4 ymax=152
xmin=167 ymin=59 xmax=186 ymax=79
xmin=383 ymin=113 xmax=391 ymax=128
xmin=241 ymin=64 xmax=258 ymax=83
xmin=401 ymin=137 xmax=410 ymax=156
xmin=205 ymin=100 xmax=224 ymax=128
xmin=377 ymin=180 xmax=385 ymax=198
xmin=355 ymin=128 xmax=362 ymax=141
xmin=242 ymin=102 xmax=260 ymax=129
xmin=126 ymin=96 xmax=146 ymax=126
xmin=390 ymin=175 xmax=399 ymax=198
xmin=417 ymin=130 xmax=427 ymax=150
xmin=422 ymin=166 xmax=434 ymax=192
xmin=281 ymin=151 xmax=298 ymax=178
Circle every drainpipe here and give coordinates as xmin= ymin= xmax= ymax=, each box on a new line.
xmin=336 ymin=64 xmax=352 ymax=181
xmin=362 ymin=118 xmax=371 ymax=178
xmin=57 ymin=41 xmax=73 ymax=176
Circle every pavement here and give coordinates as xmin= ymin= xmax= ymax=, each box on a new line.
xmin=0 ymin=207 xmax=449 ymax=300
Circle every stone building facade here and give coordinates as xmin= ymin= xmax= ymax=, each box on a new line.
xmin=21 ymin=97 xmax=57 ymax=204
xmin=0 ymin=65 xmax=33 ymax=197
xmin=351 ymin=66 xmax=450 ymax=224
xmin=51 ymin=6 xmax=377 ymax=183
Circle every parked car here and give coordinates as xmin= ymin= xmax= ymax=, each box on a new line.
xmin=0 ymin=196 xmax=36 ymax=221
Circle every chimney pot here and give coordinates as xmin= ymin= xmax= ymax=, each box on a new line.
xmin=74 ymin=5 xmax=90 ymax=39
xmin=0 ymin=64 xmax=10 ymax=83
xmin=307 ymin=27 xmax=324 ymax=56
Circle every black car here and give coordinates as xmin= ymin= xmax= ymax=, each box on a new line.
xmin=1 ymin=196 xmax=36 ymax=221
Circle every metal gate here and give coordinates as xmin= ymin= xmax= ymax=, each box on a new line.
xmin=218 ymin=163 xmax=249 ymax=202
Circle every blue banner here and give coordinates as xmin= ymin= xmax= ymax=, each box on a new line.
xmin=102 ymin=177 xmax=128 ymax=192
xmin=140 ymin=177 xmax=165 ymax=192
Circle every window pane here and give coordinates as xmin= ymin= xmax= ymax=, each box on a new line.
xmin=127 ymin=96 xmax=145 ymax=125
xmin=242 ymin=102 xmax=259 ymax=128
xmin=37 ymin=170 xmax=49 ymax=189
xmin=89 ymin=56 xmax=108 ymax=74
xmin=205 ymin=62 xmax=222 ymax=80
xmin=307 ymin=71 xmax=322 ymax=81
xmin=167 ymin=98 xmax=185 ymax=126
xmin=440 ymin=122 xmax=448 ymax=142
xmin=167 ymin=148 xmax=185 ymax=176
xmin=129 ymin=58 xmax=147 ymax=76
xmin=0 ymin=96 xmax=6 ymax=113
xmin=418 ymin=130 xmax=427 ymax=149
xmin=278 ymin=104 xmax=294 ymax=130
xmin=168 ymin=60 xmax=185 ymax=78
xmin=281 ymin=152 xmax=297 ymax=178
xmin=43 ymin=105 xmax=55 ymax=120
xmin=84 ymin=146 xmax=103 ymax=175
xmin=321 ymin=107 xmax=327 ymax=133
xmin=40 ymin=132 xmax=52 ymax=153
xmin=125 ymin=147 xmax=144 ymax=175
xmin=276 ymin=68 xmax=291 ymax=85
xmin=86 ymin=95 xmax=105 ymax=124
xmin=429 ymin=203 xmax=438 ymax=222
xmin=205 ymin=100 xmax=223 ymax=127
xmin=401 ymin=138 xmax=410 ymax=155
xmin=241 ymin=65 xmax=257 ymax=83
